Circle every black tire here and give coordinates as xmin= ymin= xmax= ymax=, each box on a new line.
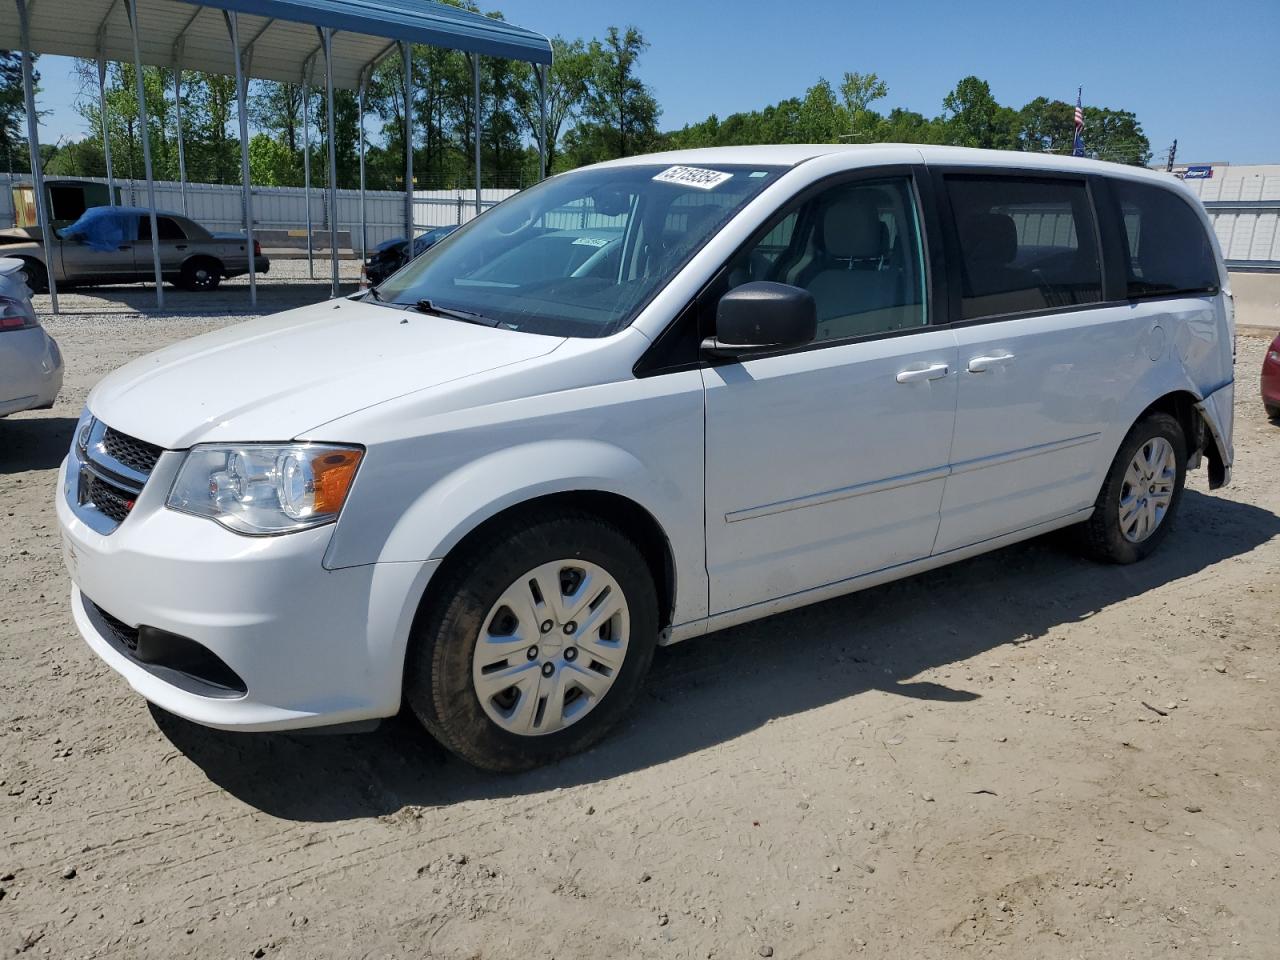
xmin=1080 ymin=412 xmax=1187 ymax=564
xmin=18 ymin=258 xmax=47 ymax=294
xmin=179 ymin=258 xmax=223 ymax=291
xmin=405 ymin=509 xmax=659 ymax=772
xmin=1266 ymin=403 xmax=1280 ymax=422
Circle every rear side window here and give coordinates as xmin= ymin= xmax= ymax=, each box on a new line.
xmin=154 ymin=217 xmax=187 ymax=241
xmin=946 ymin=176 xmax=1102 ymax=320
xmin=1112 ymin=180 xmax=1218 ymax=298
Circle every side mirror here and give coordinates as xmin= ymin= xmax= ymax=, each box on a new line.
xmin=702 ymin=281 xmax=816 ymax=359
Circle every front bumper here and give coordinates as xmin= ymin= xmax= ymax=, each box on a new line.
xmin=56 ymin=452 xmax=435 ymax=732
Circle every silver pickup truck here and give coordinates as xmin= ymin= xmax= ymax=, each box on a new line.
xmin=0 ymin=207 xmax=269 ymax=292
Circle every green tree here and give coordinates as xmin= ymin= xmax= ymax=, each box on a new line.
xmin=1018 ymin=96 xmax=1151 ymax=165
xmin=511 ymin=37 xmax=591 ymax=172
xmin=1018 ymin=96 xmax=1076 ymax=154
xmin=880 ymin=107 xmax=948 ymax=144
xmin=797 ymin=78 xmax=844 ymax=142
xmin=839 ymin=71 xmax=888 ymax=142
xmin=578 ymin=26 xmax=660 ymax=160
xmin=1 ymin=51 xmax=36 ymax=173
xmin=941 ymin=75 xmax=1019 ymax=149
xmin=1082 ymin=106 xmax=1151 ymax=165
xmin=251 ymin=79 xmax=304 ymax=167
xmin=248 ymin=132 xmax=299 ymax=186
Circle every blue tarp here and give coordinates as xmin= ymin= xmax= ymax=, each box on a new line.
xmin=59 ymin=207 xmax=141 ymax=252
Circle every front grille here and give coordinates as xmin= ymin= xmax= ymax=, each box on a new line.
xmin=71 ymin=419 xmax=164 ymax=535
xmin=84 ymin=597 xmax=139 ymax=652
xmin=102 ymin=428 xmax=162 ymax=475
xmin=83 ymin=473 xmax=136 ymax=524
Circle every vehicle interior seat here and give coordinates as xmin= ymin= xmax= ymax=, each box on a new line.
xmin=956 ymin=211 xmax=1040 ymax=315
xmin=800 ymin=198 xmax=904 ymax=339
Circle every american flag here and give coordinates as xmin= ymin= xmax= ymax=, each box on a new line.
xmin=1072 ymin=87 xmax=1085 ymax=157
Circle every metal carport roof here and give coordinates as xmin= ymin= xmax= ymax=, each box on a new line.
xmin=7 ymin=0 xmax=552 ymax=314
xmin=0 ymin=0 xmax=552 ymax=88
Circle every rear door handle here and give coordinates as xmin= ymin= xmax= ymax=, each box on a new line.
xmin=175 ymin=244 xmax=188 ymax=250
xmin=896 ymin=362 xmax=950 ymax=384
xmin=967 ymin=353 xmax=1015 ymax=373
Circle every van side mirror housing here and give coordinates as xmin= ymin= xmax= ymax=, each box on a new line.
xmin=702 ymin=281 xmax=816 ymax=359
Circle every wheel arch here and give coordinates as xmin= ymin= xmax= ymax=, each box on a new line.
xmin=1114 ymin=343 xmax=1233 ymax=492
xmin=181 ymin=253 xmax=225 ymax=276
xmin=410 ymin=489 xmax=679 ymax=644
xmin=1135 ymin=389 xmax=1230 ymax=489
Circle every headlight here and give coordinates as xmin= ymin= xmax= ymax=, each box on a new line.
xmin=167 ymin=443 xmax=363 ymax=535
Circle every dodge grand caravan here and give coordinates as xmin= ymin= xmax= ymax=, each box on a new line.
xmin=57 ymin=146 xmax=1235 ymax=771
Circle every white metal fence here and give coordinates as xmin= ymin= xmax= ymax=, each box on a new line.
xmin=0 ymin=174 xmax=517 ymax=252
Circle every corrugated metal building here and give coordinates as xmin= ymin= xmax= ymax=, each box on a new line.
xmin=1170 ymin=163 xmax=1280 ymax=269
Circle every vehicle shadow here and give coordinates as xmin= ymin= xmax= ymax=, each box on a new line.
xmin=0 ymin=416 xmax=76 ymax=475
xmin=153 ymin=488 xmax=1280 ymax=822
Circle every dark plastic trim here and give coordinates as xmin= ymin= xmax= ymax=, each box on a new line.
xmin=83 ymin=596 xmax=247 ymax=700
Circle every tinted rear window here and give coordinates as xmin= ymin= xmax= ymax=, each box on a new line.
xmin=1113 ymin=180 xmax=1218 ymax=298
xmin=946 ymin=176 xmax=1102 ymax=320
xmin=154 ymin=217 xmax=187 ymax=241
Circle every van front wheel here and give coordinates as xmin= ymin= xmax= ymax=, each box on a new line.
xmin=405 ymin=511 xmax=659 ymax=772
xmin=1080 ymin=412 xmax=1187 ymax=564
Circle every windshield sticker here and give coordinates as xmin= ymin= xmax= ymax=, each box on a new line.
xmin=572 ymin=236 xmax=612 ymax=247
xmin=652 ymin=166 xmax=734 ymax=190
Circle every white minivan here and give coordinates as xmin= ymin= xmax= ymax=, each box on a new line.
xmin=57 ymin=146 xmax=1235 ymax=771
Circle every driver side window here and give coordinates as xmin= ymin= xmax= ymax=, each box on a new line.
xmin=726 ymin=176 xmax=928 ymax=343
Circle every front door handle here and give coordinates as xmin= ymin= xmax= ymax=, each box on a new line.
xmin=967 ymin=353 xmax=1015 ymax=373
xmin=175 ymin=244 xmax=188 ymax=250
xmin=896 ymin=362 xmax=950 ymax=384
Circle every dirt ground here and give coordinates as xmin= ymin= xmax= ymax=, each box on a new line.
xmin=1 ymin=311 xmax=1278 ymax=960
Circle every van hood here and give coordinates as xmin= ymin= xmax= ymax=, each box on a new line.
xmin=87 ymin=298 xmax=565 ymax=448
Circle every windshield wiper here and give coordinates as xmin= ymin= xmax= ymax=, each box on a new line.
xmin=412 ymin=299 xmax=499 ymax=327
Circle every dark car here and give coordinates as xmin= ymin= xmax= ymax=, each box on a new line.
xmin=361 ymin=225 xmax=457 ymax=287
xmin=1263 ymin=331 xmax=1280 ymax=421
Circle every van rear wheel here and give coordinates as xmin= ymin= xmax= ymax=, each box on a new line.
xmin=1080 ymin=412 xmax=1186 ymax=564
xmin=404 ymin=510 xmax=659 ymax=772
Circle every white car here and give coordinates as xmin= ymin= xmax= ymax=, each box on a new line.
xmin=0 ymin=257 xmax=62 ymax=417
xmin=56 ymin=146 xmax=1235 ymax=771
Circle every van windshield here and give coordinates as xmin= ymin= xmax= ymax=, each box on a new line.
xmin=371 ymin=164 xmax=784 ymax=338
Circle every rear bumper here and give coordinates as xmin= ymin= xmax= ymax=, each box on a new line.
xmin=224 ymin=257 xmax=271 ymax=279
xmin=0 ymin=328 xmax=62 ymax=416
xmin=1196 ymin=380 xmax=1235 ymax=488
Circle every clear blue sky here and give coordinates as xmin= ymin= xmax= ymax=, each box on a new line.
xmin=28 ymin=0 xmax=1280 ymax=165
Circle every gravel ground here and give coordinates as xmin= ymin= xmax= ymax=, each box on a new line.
xmin=1 ymin=315 xmax=1278 ymax=960
xmin=30 ymin=257 xmax=364 ymax=317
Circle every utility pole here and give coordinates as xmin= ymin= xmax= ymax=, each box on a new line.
xmin=1166 ymin=139 xmax=1178 ymax=172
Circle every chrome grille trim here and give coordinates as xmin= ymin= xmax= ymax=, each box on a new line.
xmin=82 ymin=419 xmax=151 ymax=488
xmin=102 ymin=427 xmax=162 ymax=476
xmin=66 ymin=417 xmax=165 ymax=536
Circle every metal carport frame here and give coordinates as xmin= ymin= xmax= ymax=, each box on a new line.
xmin=2 ymin=0 xmax=553 ymax=312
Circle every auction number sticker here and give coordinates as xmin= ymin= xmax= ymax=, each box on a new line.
xmin=652 ymin=166 xmax=733 ymax=190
